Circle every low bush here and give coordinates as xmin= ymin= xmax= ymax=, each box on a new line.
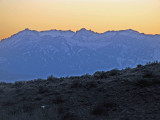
xmin=81 ymin=74 xmax=92 ymax=79
xmin=69 ymin=76 xmax=81 ymax=80
xmin=109 ymin=69 xmax=120 ymax=76
xmin=93 ymin=71 xmax=107 ymax=79
xmin=47 ymin=75 xmax=57 ymax=81
xmin=14 ymin=81 xmax=26 ymax=88
xmin=137 ymin=64 xmax=143 ymax=68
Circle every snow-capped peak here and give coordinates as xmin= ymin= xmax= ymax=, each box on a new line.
xmin=76 ymin=28 xmax=95 ymax=34
xmin=73 ymin=28 xmax=98 ymax=40
xmin=39 ymin=29 xmax=74 ymax=38
xmin=24 ymin=28 xmax=31 ymax=31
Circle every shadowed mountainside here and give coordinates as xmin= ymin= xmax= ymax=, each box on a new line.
xmin=0 ymin=62 xmax=160 ymax=120
xmin=0 ymin=28 xmax=160 ymax=81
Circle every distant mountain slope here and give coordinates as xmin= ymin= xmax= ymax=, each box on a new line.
xmin=0 ymin=28 xmax=160 ymax=81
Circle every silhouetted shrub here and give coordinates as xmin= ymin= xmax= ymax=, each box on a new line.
xmin=146 ymin=61 xmax=152 ymax=65
xmin=81 ymin=73 xmax=92 ymax=79
xmin=152 ymin=60 xmax=159 ymax=64
xmin=109 ymin=69 xmax=119 ymax=76
xmin=33 ymin=78 xmax=44 ymax=83
xmin=146 ymin=61 xmax=159 ymax=65
xmin=137 ymin=64 xmax=143 ymax=68
xmin=14 ymin=81 xmax=26 ymax=87
xmin=47 ymin=75 xmax=57 ymax=81
xmin=125 ymin=67 xmax=131 ymax=71
xmin=69 ymin=76 xmax=81 ymax=80
xmin=59 ymin=77 xmax=65 ymax=81
xmin=93 ymin=71 xmax=107 ymax=79
xmin=0 ymin=82 xmax=9 ymax=85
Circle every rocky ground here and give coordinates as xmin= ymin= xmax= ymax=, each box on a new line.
xmin=0 ymin=62 xmax=160 ymax=120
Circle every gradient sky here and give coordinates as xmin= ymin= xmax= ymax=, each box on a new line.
xmin=0 ymin=0 xmax=160 ymax=40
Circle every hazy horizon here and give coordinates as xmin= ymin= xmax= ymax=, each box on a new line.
xmin=1 ymin=0 xmax=160 ymax=40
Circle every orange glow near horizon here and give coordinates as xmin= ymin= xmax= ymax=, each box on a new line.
xmin=0 ymin=0 xmax=160 ymax=40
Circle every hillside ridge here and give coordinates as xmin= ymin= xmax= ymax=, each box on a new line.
xmin=0 ymin=62 xmax=160 ymax=120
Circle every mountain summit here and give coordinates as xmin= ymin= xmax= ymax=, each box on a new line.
xmin=0 ymin=29 xmax=160 ymax=81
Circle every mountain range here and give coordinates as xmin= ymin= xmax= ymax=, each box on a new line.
xmin=0 ymin=28 xmax=160 ymax=81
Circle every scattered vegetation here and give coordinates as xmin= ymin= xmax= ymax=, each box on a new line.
xmin=47 ymin=75 xmax=58 ymax=81
xmin=93 ymin=71 xmax=108 ymax=79
xmin=0 ymin=62 xmax=160 ymax=120
xmin=108 ymin=69 xmax=120 ymax=76
xmin=137 ymin=64 xmax=143 ymax=68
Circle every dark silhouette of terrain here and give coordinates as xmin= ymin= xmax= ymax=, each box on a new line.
xmin=0 ymin=62 xmax=160 ymax=120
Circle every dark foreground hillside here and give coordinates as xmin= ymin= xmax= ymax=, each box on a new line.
xmin=0 ymin=63 xmax=160 ymax=120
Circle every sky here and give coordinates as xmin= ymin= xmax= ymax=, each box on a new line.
xmin=0 ymin=0 xmax=160 ymax=40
